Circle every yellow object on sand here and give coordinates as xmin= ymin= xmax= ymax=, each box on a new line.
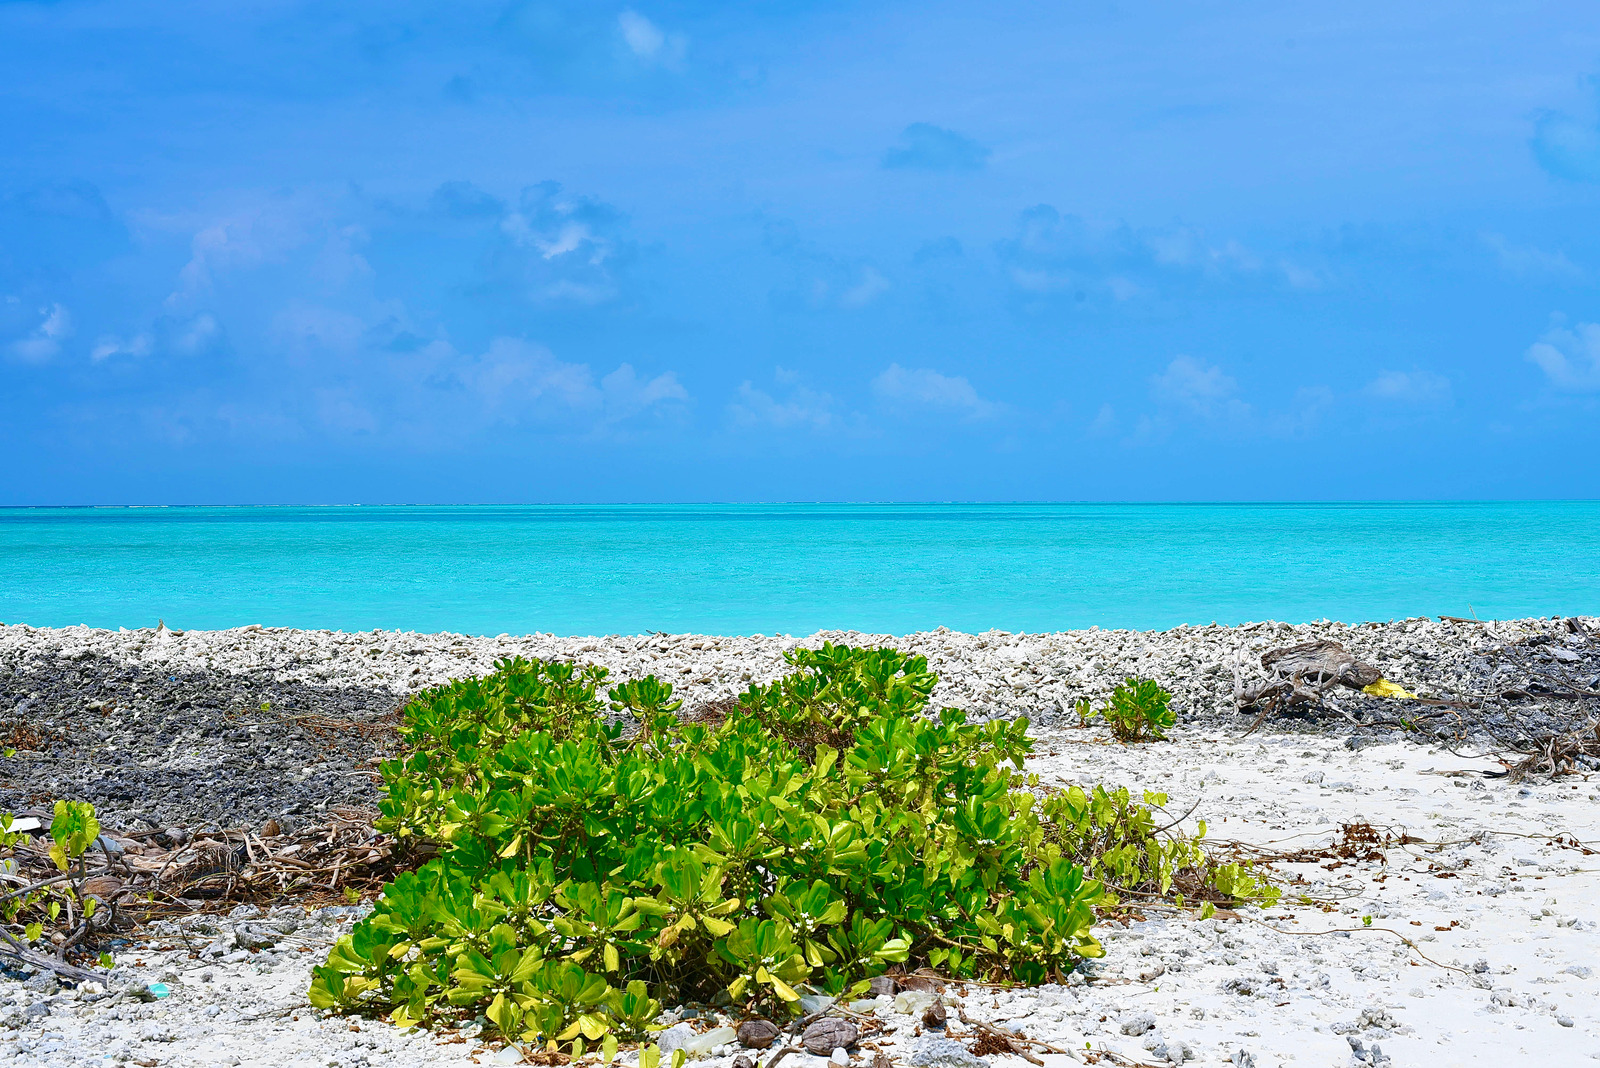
xmin=1362 ymin=678 xmax=1416 ymax=699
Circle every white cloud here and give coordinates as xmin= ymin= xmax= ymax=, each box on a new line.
xmin=310 ymin=226 xmax=375 ymax=288
xmin=315 ymin=389 xmax=379 ymax=435
xmin=1364 ymin=369 xmax=1452 ymax=405
xmin=728 ymin=380 xmax=837 ymax=431
xmin=1087 ymin=403 xmax=1116 ymax=436
xmin=1482 ymin=234 xmax=1583 ymax=281
xmin=9 ymin=304 xmax=71 ymax=362
xmin=470 ymin=337 xmax=598 ymax=412
xmin=273 ymin=304 xmax=365 ymax=358
xmin=173 ymin=313 xmax=222 ymax=356
xmin=1005 ymin=268 xmax=1062 ymax=295
xmin=1147 ymin=230 xmax=1260 ymax=274
xmin=872 ymin=363 xmax=998 ymax=419
xmin=1526 ymin=320 xmax=1600 ymax=392
xmin=1150 ymin=355 xmax=1251 ymax=420
xmin=503 ymin=215 xmax=604 ymax=264
xmin=999 ymin=206 xmax=1319 ymax=301
xmin=1278 ymin=260 xmax=1322 ymax=290
xmin=165 ymin=204 xmax=312 ymax=309
xmin=1270 ymin=385 xmax=1334 ymax=437
xmin=600 ymin=363 xmax=689 ymax=423
xmin=839 ymin=266 xmax=891 ymax=309
xmin=1106 ymin=276 xmax=1141 ymax=302
xmin=499 ymin=190 xmax=623 ymax=303
xmin=91 ymin=332 xmax=153 ymax=362
xmin=466 ymin=337 xmax=688 ymax=429
xmin=538 ymin=278 xmax=617 ymax=305
xmin=618 ymin=10 xmax=686 ymax=67
xmin=619 ymin=10 xmax=664 ymax=56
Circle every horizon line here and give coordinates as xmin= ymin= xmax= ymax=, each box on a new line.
xmin=2 ymin=498 xmax=1598 ymax=510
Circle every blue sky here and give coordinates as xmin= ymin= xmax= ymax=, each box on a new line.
xmin=3 ymin=0 xmax=1600 ymax=504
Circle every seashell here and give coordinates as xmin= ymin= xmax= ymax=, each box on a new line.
xmin=802 ymin=1018 xmax=858 ymax=1056
xmin=737 ymin=1019 xmax=781 ymax=1049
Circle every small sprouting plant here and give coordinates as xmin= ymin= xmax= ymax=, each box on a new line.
xmin=1087 ymin=677 xmax=1175 ymax=743
xmin=0 ymin=800 xmax=124 ymax=972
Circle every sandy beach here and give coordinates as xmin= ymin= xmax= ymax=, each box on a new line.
xmin=1 ymin=616 xmax=1597 ymax=1066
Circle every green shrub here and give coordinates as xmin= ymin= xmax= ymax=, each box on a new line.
xmin=1087 ymin=677 xmax=1176 ymax=743
xmin=310 ymin=646 xmax=1272 ymax=1051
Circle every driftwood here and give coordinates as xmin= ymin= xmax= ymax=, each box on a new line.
xmin=0 ymin=807 xmax=404 ymax=978
xmin=0 ymin=928 xmax=103 ymax=983
xmin=1502 ymin=720 xmax=1600 ymax=783
xmin=1234 ymin=640 xmax=1383 ymax=734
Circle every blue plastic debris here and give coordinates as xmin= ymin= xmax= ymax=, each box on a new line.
xmin=146 ymin=982 xmax=171 ymax=998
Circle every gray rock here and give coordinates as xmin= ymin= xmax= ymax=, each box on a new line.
xmin=656 ymin=1023 xmax=698 ymax=1056
xmin=22 ymin=973 xmax=58 ymax=996
xmin=1120 ymin=1012 xmax=1156 ymax=1036
xmin=233 ymin=923 xmax=279 ymax=950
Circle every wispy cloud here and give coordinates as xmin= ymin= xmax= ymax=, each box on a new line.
xmin=499 ymin=182 xmax=634 ymax=304
xmin=882 ymin=124 xmax=989 ymax=172
xmin=618 ymin=10 xmax=686 ymax=69
xmin=1364 ymin=369 xmax=1452 ymax=406
xmin=598 ymin=362 xmax=690 ymax=424
xmin=728 ymin=376 xmax=839 ymax=432
xmin=7 ymin=303 xmax=70 ymax=362
xmin=1123 ymin=357 xmax=1336 ymax=443
xmin=459 ymin=337 xmax=688 ymax=431
xmin=1150 ymin=355 xmax=1251 ymax=420
xmin=90 ymin=332 xmax=153 ymax=362
xmin=164 ymin=200 xmax=316 ymax=310
xmin=1531 ymin=91 xmax=1600 ymax=182
xmin=1481 ymin=233 xmax=1582 ymax=280
xmin=997 ymin=206 xmax=1318 ymax=304
xmin=838 ymin=267 xmax=890 ymax=309
xmin=872 ymin=364 xmax=998 ymax=419
xmin=762 ymin=220 xmax=892 ymax=311
xmin=273 ymin=303 xmax=369 ymax=359
xmin=1526 ymin=320 xmax=1600 ymax=391
xmin=169 ymin=313 xmax=222 ymax=357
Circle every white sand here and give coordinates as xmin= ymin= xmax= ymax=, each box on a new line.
xmin=5 ymin=726 xmax=1596 ymax=1067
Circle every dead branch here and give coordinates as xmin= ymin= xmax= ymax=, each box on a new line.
xmin=1235 ymin=640 xmax=1384 ymax=734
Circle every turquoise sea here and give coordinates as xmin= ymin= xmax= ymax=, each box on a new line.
xmin=1 ymin=502 xmax=1596 ymax=636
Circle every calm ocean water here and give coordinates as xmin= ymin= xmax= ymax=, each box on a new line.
xmin=1 ymin=503 xmax=1595 ymax=636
